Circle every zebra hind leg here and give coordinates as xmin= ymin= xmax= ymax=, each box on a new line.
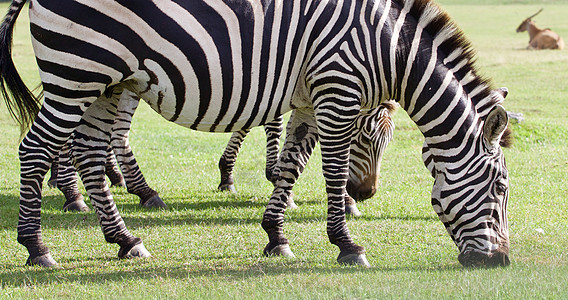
xmin=111 ymin=91 xmax=165 ymax=208
xmin=71 ymin=93 xmax=150 ymax=260
xmin=48 ymin=145 xmax=90 ymax=212
xmin=16 ymin=100 xmax=91 ymax=267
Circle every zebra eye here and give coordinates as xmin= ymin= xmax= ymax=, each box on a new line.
xmin=495 ymin=181 xmax=507 ymax=196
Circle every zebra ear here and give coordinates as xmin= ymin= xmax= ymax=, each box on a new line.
xmin=497 ymin=87 xmax=508 ymax=99
xmin=483 ymin=105 xmax=508 ymax=149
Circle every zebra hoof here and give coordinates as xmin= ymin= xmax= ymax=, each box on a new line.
xmin=63 ymin=200 xmax=90 ymax=212
xmin=286 ymin=191 xmax=298 ymax=209
xmin=337 ymin=253 xmax=370 ymax=268
xmin=287 ymin=200 xmax=298 ymax=210
xmin=26 ymin=253 xmax=58 ymax=267
xmin=345 ymin=204 xmax=362 ymax=217
xmin=47 ymin=179 xmax=57 ymax=188
xmin=264 ymin=244 xmax=296 ymax=258
xmin=107 ymin=170 xmax=126 ymax=188
xmin=110 ymin=180 xmax=126 ymax=188
xmin=141 ymin=195 xmax=167 ymax=209
xmin=119 ymin=243 xmax=152 ymax=259
xmin=218 ymin=183 xmax=237 ymax=193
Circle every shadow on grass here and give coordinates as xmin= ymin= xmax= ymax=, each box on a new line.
xmin=0 ymin=191 xmax=438 ymax=232
xmin=0 ymin=257 xmax=464 ymax=288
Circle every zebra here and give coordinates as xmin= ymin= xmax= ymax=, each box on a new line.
xmin=49 ymin=93 xmax=395 ymax=216
xmin=49 ymin=116 xmax=285 ymax=210
xmin=0 ymin=0 xmax=511 ymax=268
xmin=45 ymin=89 xmax=284 ymax=212
xmin=47 ymin=91 xmax=166 ymax=212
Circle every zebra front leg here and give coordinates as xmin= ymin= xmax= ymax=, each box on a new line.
xmin=271 ymin=111 xmax=319 ymax=210
xmin=261 ymin=109 xmax=318 ymax=257
xmin=315 ymin=99 xmax=369 ymax=267
xmin=47 ymin=156 xmax=58 ymax=188
xmin=344 ymin=195 xmax=361 ymax=217
xmin=218 ymin=129 xmax=250 ymax=193
xmin=111 ymin=91 xmax=165 ymax=208
xmin=72 ymin=94 xmax=150 ymax=259
xmin=218 ymin=116 xmax=284 ymax=193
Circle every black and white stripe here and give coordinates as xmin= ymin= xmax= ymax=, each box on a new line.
xmin=1 ymin=0 xmax=511 ymax=267
xmin=52 ymin=101 xmax=394 ymax=219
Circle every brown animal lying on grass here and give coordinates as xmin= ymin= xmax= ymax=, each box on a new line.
xmin=516 ymin=9 xmax=564 ymax=50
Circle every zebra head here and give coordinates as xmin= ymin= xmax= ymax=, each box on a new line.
xmin=346 ymin=101 xmax=396 ymax=201
xmin=423 ymin=89 xmax=511 ymax=268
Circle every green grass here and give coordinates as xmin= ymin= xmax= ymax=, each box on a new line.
xmin=1 ymin=2 xmax=568 ymax=299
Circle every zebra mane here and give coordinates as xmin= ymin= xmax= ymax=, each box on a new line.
xmin=380 ymin=100 xmax=397 ymax=114
xmin=405 ymin=0 xmax=514 ymax=147
xmin=405 ymin=0 xmax=498 ymax=115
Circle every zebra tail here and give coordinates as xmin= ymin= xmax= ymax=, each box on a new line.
xmin=0 ymin=0 xmax=41 ymax=134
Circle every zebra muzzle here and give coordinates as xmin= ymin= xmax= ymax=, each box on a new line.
xmin=458 ymin=247 xmax=510 ymax=268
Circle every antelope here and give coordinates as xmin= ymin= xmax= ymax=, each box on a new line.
xmin=516 ymin=9 xmax=564 ymax=50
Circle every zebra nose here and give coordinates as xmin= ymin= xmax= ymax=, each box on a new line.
xmin=357 ymin=185 xmax=376 ymax=200
xmin=346 ymin=177 xmax=377 ymax=201
xmin=458 ymin=247 xmax=510 ymax=268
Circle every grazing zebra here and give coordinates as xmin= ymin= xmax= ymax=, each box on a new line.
xmin=50 ymin=96 xmax=394 ymax=216
xmin=47 ymin=91 xmax=165 ymax=212
xmin=48 ymin=106 xmax=283 ymax=211
xmin=48 ymin=93 xmax=284 ymax=211
xmin=0 ymin=0 xmax=511 ymax=268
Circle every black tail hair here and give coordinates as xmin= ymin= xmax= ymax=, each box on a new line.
xmin=0 ymin=0 xmax=41 ymax=134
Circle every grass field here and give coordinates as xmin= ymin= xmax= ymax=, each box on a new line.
xmin=1 ymin=1 xmax=567 ymax=298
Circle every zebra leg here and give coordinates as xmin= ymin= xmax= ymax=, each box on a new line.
xmin=111 ymin=91 xmax=165 ymax=208
xmin=344 ymin=195 xmax=361 ymax=217
xmin=268 ymin=114 xmax=360 ymax=215
xmin=104 ymin=147 xmax=126 ymax=188
xmin=16 ymin=98 xmax=95 ymax=267
xmin=218 ymin=129 xmax=250 ymax=193
xmin=217 ymin=116 xmax=284 ymax=194
xmin=71 ymin=93 xmax=150 ymax=259
xmin=56 ymin=141 xmax=89 ymax=212
xmin=47 ymin=157 xmax=58 ymax=188
xmin=263 ymin=116 xmax=284 ymax=183
xmin=315 ymin=99 xmax=369 ymax=267
xmin=270 ymin=112 xmax=318 ymax=211
xmin=261 ymin=109 xmax=318 ymax=258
